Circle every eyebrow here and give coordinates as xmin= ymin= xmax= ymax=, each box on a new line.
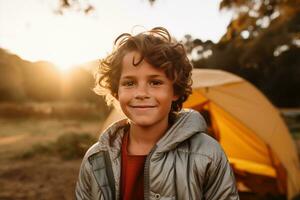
xmin=120 ymin=74 xmax=165 ymax=79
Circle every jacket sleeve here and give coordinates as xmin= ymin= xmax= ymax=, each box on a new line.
xmin=75 ymin=158 xmax=93 ymax=200
xmin=203 ymin=147 xmax=239 ymax=200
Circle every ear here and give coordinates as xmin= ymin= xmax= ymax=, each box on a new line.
xmin=172 ymin=94 xmax=179 ymax=101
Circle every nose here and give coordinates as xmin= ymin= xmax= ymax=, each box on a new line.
xmin=134 ymin=83 xmax=149 ymax=100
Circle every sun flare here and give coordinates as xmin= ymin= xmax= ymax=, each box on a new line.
xmin=54 ymin=62 xmax=75 ymax=73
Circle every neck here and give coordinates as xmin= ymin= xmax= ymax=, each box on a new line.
xmin=127 ymin=118 xmax=169 ymax=155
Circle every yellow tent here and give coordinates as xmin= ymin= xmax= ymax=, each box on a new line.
xmin=183 ymin=69 xmax=300 ymax=199
xmin=101 ymin=69 xmax=300 ymax=199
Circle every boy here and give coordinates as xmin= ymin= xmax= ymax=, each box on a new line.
xmin=76 ymin=27 xmax=239 ymax=200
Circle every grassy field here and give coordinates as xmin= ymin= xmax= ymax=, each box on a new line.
xmin=0 ymin=102 xmax=105 ymax=200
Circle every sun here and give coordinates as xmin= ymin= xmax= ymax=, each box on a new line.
xmin=55 ymin=63 xmax=74 ymax=73
xmin=52 ymin=58 xmax=79 ymax=73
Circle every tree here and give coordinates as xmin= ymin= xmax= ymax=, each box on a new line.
xmin=0 ymin=48 xmax=102 ymax=103
xmin=185 ymin=0 xmax=300 ymax=107
xmin=55 ymin=0 xmax=95 ymax=14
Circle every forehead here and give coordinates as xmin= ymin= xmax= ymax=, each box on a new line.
xmin=121 ymin=51 xmax=166 ymax=78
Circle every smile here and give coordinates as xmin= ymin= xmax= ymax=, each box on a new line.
xmin=129 ymin=105 xmax=156 ymax=108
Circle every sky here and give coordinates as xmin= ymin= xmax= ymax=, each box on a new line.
xmin=0 ymin=0 xmax=232 ymax=71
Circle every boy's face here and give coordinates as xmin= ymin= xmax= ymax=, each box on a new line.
xmin=118 ymin=51 xmax=178 ymax=128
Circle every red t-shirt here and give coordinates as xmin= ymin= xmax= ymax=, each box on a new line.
xmin=120 ymin=133 xmax=147 ymax=200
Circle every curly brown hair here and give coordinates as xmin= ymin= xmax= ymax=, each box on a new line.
xmin=94 ymin=27 xmax=193 ymax=113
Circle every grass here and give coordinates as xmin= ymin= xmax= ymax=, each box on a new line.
xmin=0 ymin=104 xmax=104 ymax=200
xmin=0 ymin=116 xmax=104 ymax=160
xmin=0 ymin=102 xmax=109 ymax=120
xmin=19 ymin=132 xmax=97 ymax=160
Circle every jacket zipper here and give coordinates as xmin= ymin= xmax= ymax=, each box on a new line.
xmin=144 ymin=145 xmax=157 ymax=200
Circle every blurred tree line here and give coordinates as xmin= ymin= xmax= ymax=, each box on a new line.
xmin=183 ymin=0 xmax=300 ymax=107
xmin=0 ymin=48 xmax=101 ymax=104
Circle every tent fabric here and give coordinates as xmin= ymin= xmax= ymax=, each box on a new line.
xmin=209 ymin=103 xmax=275 ymax=175
xmin=183 ymin=69 xmax=300 ymax=199
xmin=101 ymin=69 xmax=300 ymax=199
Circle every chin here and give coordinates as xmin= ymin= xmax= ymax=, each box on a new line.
xmin=128 ymin=116 xmax=159 ymax=126
xmin=130 ymin=120 xmax=155 ymax=127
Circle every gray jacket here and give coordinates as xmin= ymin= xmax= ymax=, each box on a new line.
xmin=75 ymin=109 xmax=239 ymax=200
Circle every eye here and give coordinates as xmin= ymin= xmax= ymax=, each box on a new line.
xmin=121 ymin=80 xmax=135 ymax=87
xmin=149 ymin=80 xmax=163 ymax=86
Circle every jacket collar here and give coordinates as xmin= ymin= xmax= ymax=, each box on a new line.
xmin=156 ymin=109 xmax=207 ymax=153
xmin=98 ymin=109 xmax=207 ymax=155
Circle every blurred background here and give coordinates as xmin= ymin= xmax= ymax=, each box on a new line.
xmin=0 ymin=0 xmax=299 ymax=199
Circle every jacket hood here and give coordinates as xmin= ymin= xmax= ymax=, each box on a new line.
xmin=98 ymin=108 xmax=207 ymax=154
xmin=156 ymin=109 xmax=207 ymax=153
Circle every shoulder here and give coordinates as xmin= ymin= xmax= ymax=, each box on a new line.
xmin=178 ymin=132 xmax=228 ymax=166
xmin=191 ymin=132 xmax=223 ymax=152
xmin=79 ymin=142 xmax=102 ymax=169
xmin=80 ymin=118 xmax=128 ymax=164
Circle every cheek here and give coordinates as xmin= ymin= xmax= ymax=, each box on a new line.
xmin=117 ymin=89 xmax=131 ymax=102
xmin=154 ymin=90 xmax=175 ymax=103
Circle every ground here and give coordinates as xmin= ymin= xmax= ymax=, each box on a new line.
xmin=0 ymin=157 xmax=81 ymax=200
xmin=0 ymin=117 xmax=102 ymax=200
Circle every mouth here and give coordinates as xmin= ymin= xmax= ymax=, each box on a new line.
xmin=129 ymin=105 xmax=156 ymax=108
